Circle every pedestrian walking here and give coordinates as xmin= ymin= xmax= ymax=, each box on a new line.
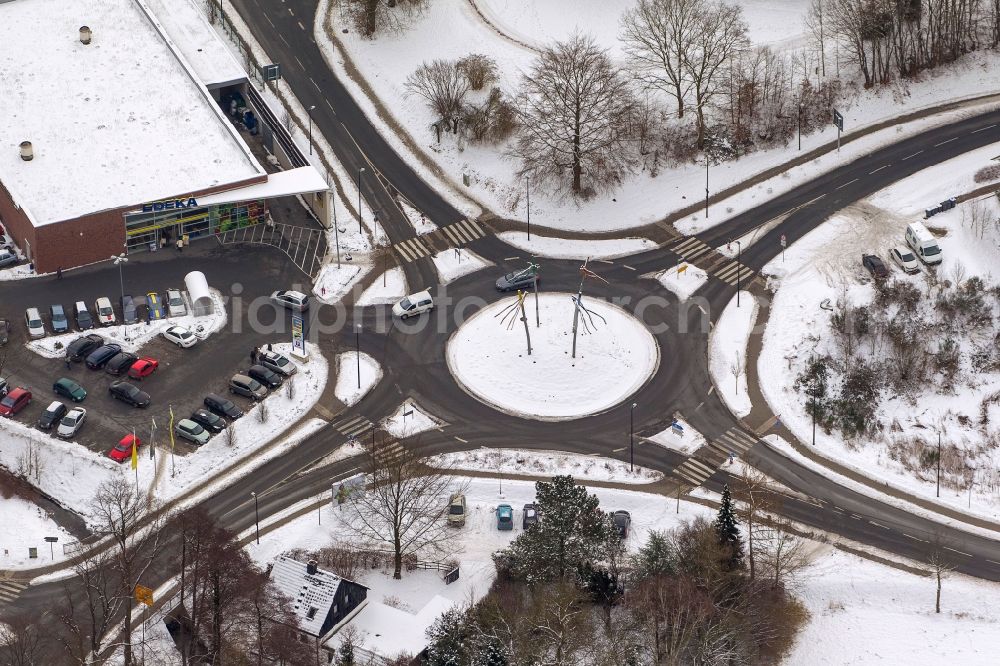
xmin=176 ymin=238 xmax=183 ymax=252
xmin=251 ymin=347 xmax=258 ymax=364
xmin=65 ymin=358 xmax=71 ymax=371
xmin=56 ymin=266 xmax=62 ymax=280
xmin=267 ymin=343 xmax=272 ymax=352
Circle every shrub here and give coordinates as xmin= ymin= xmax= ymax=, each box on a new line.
xmin=457 ymin=53 xmax=498 ymax=90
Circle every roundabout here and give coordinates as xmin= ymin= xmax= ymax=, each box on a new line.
xmin=445 ymin=292 xmax=660 ymax=421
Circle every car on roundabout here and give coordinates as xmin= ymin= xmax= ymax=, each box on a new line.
xmin=392 ymin=290 xmax=434 ymax=319
xmin=270 ymin=290 xmax=310 ymax=312
xmin=496 ymin=268 xmax=538 ymax=292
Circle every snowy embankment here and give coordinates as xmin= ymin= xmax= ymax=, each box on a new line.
xmin=654 ymin=263 xmax=709 ymax=301
xmin=497 ymin=232 xmax=656 ymax=260
xmin=25 ymin=289 xmax=228 ymax=358
xmin=428 ymin=448 xmax=663 ymax=484
xmin=356 ymin=267 xmax=407 ymax=306
xmin=759 ymin=144 xmax=1000 ymax=520
xmin=312 ymin=262 xmax=370 ymax=304
xmin=0 ymin=344 xmax=327 ymax=536
xmin=446 ymin=293 xmax=659 ymax=420
xmin=317 ymin=0 xmax=1000 ymax=236
xmin=334 ymin=351 xmax=382 ymax=406
xmin=0 ymin=495 xmax=75 ymax=567
xmin=709 ymin=292 xmax=758 ymax=419
xmin=431 ymin=248 xmax=492 ymax=284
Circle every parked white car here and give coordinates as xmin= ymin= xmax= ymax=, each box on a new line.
xmin=905 ymin=222 xmax=942 ymax=265
xmin=889 ymin=247 xmax=920 ymax=274
xmin=166 ymin=289 xmax=187 ymax=317
xmin=24 ymin=307 xmax=45 ymax=339
xmin=392 ymin=290 xmax=434 ymax=319
xmin=57 ymin=407 xmax=87 ymax=438
xmin=270 ymin=290 xmax=309 ymax=312
xmin=95 ymin=297 xmax=116 ymax=326
xmin=163 ymin=325 xmax=197 ymax=348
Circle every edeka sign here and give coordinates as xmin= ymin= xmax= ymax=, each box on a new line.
xmin=141 ymin=198 xmax=199 ymax=213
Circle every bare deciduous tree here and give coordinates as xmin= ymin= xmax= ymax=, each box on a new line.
xmin=340 ymin=437 xmax=463 ymax=578
xmin=684 ymin=1 xmax=750 ymax=148
xmin=620 ymin=0 xmax=699 ymax=118
xmin=730 ymin=350 xmax=745 ymax=396
xmin=405 ymin=60 xmax=470 ymax=126
xmin=342 ymin=0 xmax=426 ymax=39
xmin=512 ymin=33 xmax=636 ymax=195
xmin=927 ymin=535 xmax=956 ymax=614
xmin=0 ymin=612 xmax=44 ymax=666
xmin=457 ymin=53 xmax=498 ymax=90
xmin=56 ymin=548 xmax=124 ymax=664
xmin=223 ymin=420 xmax=238 ymax=448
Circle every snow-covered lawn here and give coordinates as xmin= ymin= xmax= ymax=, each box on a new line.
xmin=401 ymin=199 xmax=438 ymax=235
xmin=356 ymin=267 xmax=407 ymax=306
xmin=787 ymin=546 xmax=1000 ymax=665
xmin=497 ymin=231 xmax=656 ymax=260
xmin=431 ymin=247 xmax=492 ymax=284
xmin=25 ymin=289 xmax=227 ymax=358
xmin=429 ymin=448 xmax=663 ymax=484
xmin=654 ymin=262 xmax=709 ymax=301
xmin=0 ymin=495 xmax=75 ymax=567
xmin=318 ymin=0 xmax=1000 ymax=236
xmin=446 ymin=293 xmax=658 ymax=420
xmin=759 ymin=149 xmax=1000 ymax=518
xmin=334 ymin=351 xmax=382 ymax=406
xmin=709 ymin=292 xmax=758 ymax=418
xmin=381 ymin=399 xmax=442 ymax=438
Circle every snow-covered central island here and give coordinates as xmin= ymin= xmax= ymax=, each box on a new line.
xmin=446 ymin=293 xmax=659 ymax=420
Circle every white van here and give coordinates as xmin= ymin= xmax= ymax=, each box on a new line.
xmin=905 ymin=222 xmax=942 ymax=265
xmin=392 ymin=290 xmax=434 ymax=319
xmin=94 ymin=297 xmax=116 ymax=326
xmin=24 ymin=307 xmax=45 ymax=338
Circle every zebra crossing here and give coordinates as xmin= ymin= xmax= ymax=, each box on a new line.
xmin=393 ymin=219 xmax=487 ymax=263
xmin=0 ymin=580 xmax=27 ymax=607
xmin=332 ymin=414 xmax=375 ymax=439
xmin=669 ymin=237 xmax=757 ymax=288
xmin=372 ymin=440 xmax=406 ymax=466
xmin=672 ymin=427 xmax=759 ymax=487
xmin=393 ymin=237 xmax=434 ymax=263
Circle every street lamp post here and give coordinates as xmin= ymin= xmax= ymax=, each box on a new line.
xmin=704 ymin=154 xmax=710 ymax=219
xmin=936 ymin=431 xmax=941 ymax=498
xmin=735 ymin=240 xmax=742 ymax=307
xmin=113 ymin=252 xmax=128 ymax=338
xmin=356 ymin=324 xmax=362 ymax=389
xmin=308 ymin=105 xmax=316 ymax=155
xmin=525 ymin=175 xmax=531 ymax=241
xmin=251 ymin=492 xmax=260 ymax=545
xmin=629 ymin=402 xmax=637 ymax=472
xmin=357 ymin=167 xmax=366 ymax=235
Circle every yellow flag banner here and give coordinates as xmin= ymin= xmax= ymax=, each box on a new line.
xmin=677 ymin=263 xmax=688 ymax=274
xmin=130 ymin=436 xmax=138 ymax=470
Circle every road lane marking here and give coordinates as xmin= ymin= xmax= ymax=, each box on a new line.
xmin=902 ymin=533 xmax=926 ymax=542
xmin=972 ymin=124 xmax=997 ymax=133
xmin=264 ymin=13 xmax=275 ymax=27
xmin=697 ymin=305 xmax=708 ymax=315
xmin=695 ymin=401 xmax=704 ymax=411
xmin=835 ymin=178 xmax=859 ymax=190
xmin=986 ymin=559 xmax=1000 ymax=565
xmin=294 ymin=55 xmax=305 ymax=69
xmin=868 ymin=520 xmax=891 ymax=530
xmin=901 ymin=150 xmax=923 ymax=161
xmin=869 ymin=164 xmax=890 ymax=174
xmin=310 ymin=77 xmax=321 ymax=91
xmin=850 ymin=513 xmax=863 ymax=519
xmin=453 ymin=436 xmax=468 ymax=443
xmin=612 ymin=447 xmax=625 ymax=453
xmin=288 ymin=7 xmax=295 ymax=16
xmin=623 ymin=264 xmax=636 ymax=271
xmin=279 ymin=33 xmax=290 ymax=47
xmin=326 ymin=99 xmax=336 ymax=112
xmin=298 ymin=20 xmax=306 ymax=31
xmin=504 ymin=256 xmax=520 ymax=261
xmin=943 ymin=546 xmax=972 ymax=557
xmin=934 ymin=137 xmax=958 ymax=147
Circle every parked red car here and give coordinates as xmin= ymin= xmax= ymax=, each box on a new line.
xmin=108 ymin=433 xmax=141 ymax=463
xmin=0 ymin=388 xmax=31 ymax=416
xmin=128 ymin=357 xmax=159 ymax=380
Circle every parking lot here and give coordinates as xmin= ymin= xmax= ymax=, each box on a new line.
xmin=0 ymin=244 xmax=310 ymax=459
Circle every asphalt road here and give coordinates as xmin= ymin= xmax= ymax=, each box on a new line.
xmin=4 ymin=0 xmax=1000 ymax=661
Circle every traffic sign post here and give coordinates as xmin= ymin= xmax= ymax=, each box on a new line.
xmin=44 ymin=536 xmax=58 ymax=560
xmin=780 ymin=233 xmax=787 ymax=262
xmin=832 ymin=109 xmax=844 ymax=152
xmin=260 ymin=63 xmax=281 ymax=82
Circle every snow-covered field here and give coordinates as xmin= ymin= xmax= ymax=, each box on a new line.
xmin=318 ymin=0 xmax=1000 ymax=235
xmin=431 ymin=247 xmax=492 ymax=284
xmin=356 ymin=267 xmax=407 ymax=306
xmin=645 ymin=417 xmax=707 ymax=455
xmin=0 ymin=495 xmax=74 ymax=567
xmin=334 ymin=351 xmax=382 ymax=406
xmin=446 ymin=293 xmax=658 ymax=420
xmin=759 ymin=145 xmax=1000 ymax=518
xmin=709 ymin=292 xmax=758 ymax=418
xmin=654 ymin=262 xmax=709 ymax=301
xmin=25 ymin=289 xmax=228 ymax=358
xmin=428 ymin=448 xmax=663 ymax=484
xmin=497 ymin=232 xmax=656 ymax=260
xmin=381 ymin=399 xmax=442 ymax=438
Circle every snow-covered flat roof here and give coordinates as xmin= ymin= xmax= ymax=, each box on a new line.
xmin=144 ymin=0 xmax=247 ymax=88
xmin=0 ymin=0 xmax=264 ymax=227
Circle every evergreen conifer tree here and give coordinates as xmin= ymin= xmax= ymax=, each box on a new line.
xmin=714 ymin=483 xmax=745 ymax=570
